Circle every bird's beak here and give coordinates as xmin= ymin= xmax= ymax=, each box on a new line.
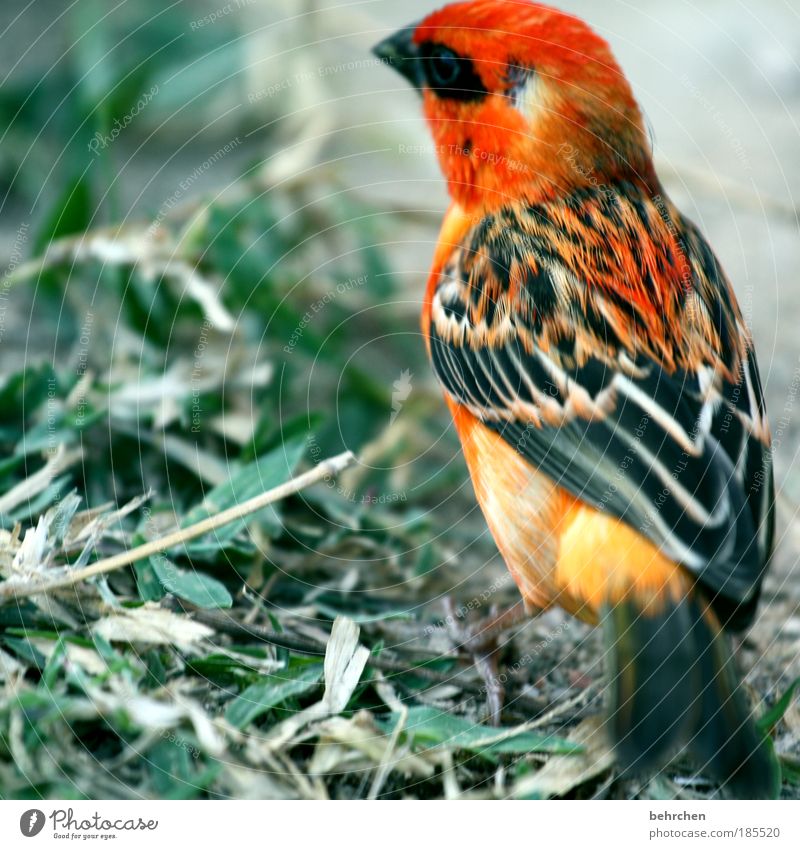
xmin=372 ymin=25 xmax=423 ymax=88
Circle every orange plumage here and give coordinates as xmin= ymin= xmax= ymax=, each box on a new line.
xmin=375 ymin=1 xmax=778 ymax=797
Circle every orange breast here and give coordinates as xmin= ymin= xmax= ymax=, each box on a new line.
xmin=448 ymin=400 xmax=689 ymax=623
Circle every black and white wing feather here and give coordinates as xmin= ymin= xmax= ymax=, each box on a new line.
xmin=428 ymin=188 xmax=774 ymax=628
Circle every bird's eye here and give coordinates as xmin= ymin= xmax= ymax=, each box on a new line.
xmin=419 ymin=41 xmax=487 ymax=101
xmin=429 ymin=47 xmax=461 ymax=86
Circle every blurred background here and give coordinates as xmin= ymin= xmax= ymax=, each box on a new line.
xmin=0 ymin=0 xmax=798 ymax=800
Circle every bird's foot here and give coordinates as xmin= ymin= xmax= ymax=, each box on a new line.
xmin=443 ymin=598 xmax=532 ymax=726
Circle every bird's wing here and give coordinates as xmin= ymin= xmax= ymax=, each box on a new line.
xmin=428 ymin=190 xmax=773 ymax=624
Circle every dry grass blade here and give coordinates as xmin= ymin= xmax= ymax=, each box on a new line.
xmin=0 ymin=451 xmax=355 ymax=605
xmin=0 ymin=446 xmax=83 ymax=515
xmin=91 ymin=604 xmax=215 ymax=649
xmin=512 ymin=717 xmax=615 ymax=799
xmin=258 ymin=616 xmax=371 ymax=753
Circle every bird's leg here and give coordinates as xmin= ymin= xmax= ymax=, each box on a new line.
xmin=443 ymin=598 xmax=533 ymax=726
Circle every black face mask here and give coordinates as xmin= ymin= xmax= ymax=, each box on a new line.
xmin=373 ymin=28 xmax=488 ymax=102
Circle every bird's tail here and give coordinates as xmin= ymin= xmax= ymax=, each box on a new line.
xmin=603 ymin=589 xmax=780 ymax=798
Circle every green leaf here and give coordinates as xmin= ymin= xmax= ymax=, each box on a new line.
xmin=386 ymin=706 xmax=583 ymax=758
xmin=69 ymin=0 xmax=116 ymax=109
xmin=9 ymin=477 xmax=69 ymax=523
xmin=760 ymin=736 xmax=783 ymax=799
xmin=40 ymin=637 xmax=68 ymax=691
xmin=757 ymin=677 xmax=800 ymax=734
xmin=187 ymin=653 xmax=263 ymax=687
xmin=780 ymin=756 xmax=800 ymax=786
xmin=182 ymin=435 xmax=306 ymax=551
xmin=146 ymin=739 xmax=221 ymax=800
xmin=0 ymin=454 xmax=25 ymax=481
xmin=33 ymin=172 xmax=93 ymax=254
xmin=0 ymin=364 xmax=57 ymax=431
xmin=245 ymin=411 xmax=323 ymax=463
xmin=150 ymin=556 xmax=232 ymax=609
xmin=134 ymin=559 xmax=166 ymax=603
xmin=313 ymin=601 xmax=411 ymax=625
xmin=225 ymin=663 xmax=323 ymax=729
xmin=414 ymin=541 xmax=437 ymax=577
xmin=1 ymin=636 xmax=47 ymax=668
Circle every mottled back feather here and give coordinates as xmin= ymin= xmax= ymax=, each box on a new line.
xmin=427 ymin=182 xmax=774 ymax=628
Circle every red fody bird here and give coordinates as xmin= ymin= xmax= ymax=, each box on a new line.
xmin=373 ymin=1 xmax=779 ymax=797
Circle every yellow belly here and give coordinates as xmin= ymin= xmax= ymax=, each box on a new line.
xmin=449 ymin=400 xmax=689 ymax=622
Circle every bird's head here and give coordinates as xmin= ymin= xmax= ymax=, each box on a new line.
xmin=373 ymin=1 xmax=655 ymax=210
